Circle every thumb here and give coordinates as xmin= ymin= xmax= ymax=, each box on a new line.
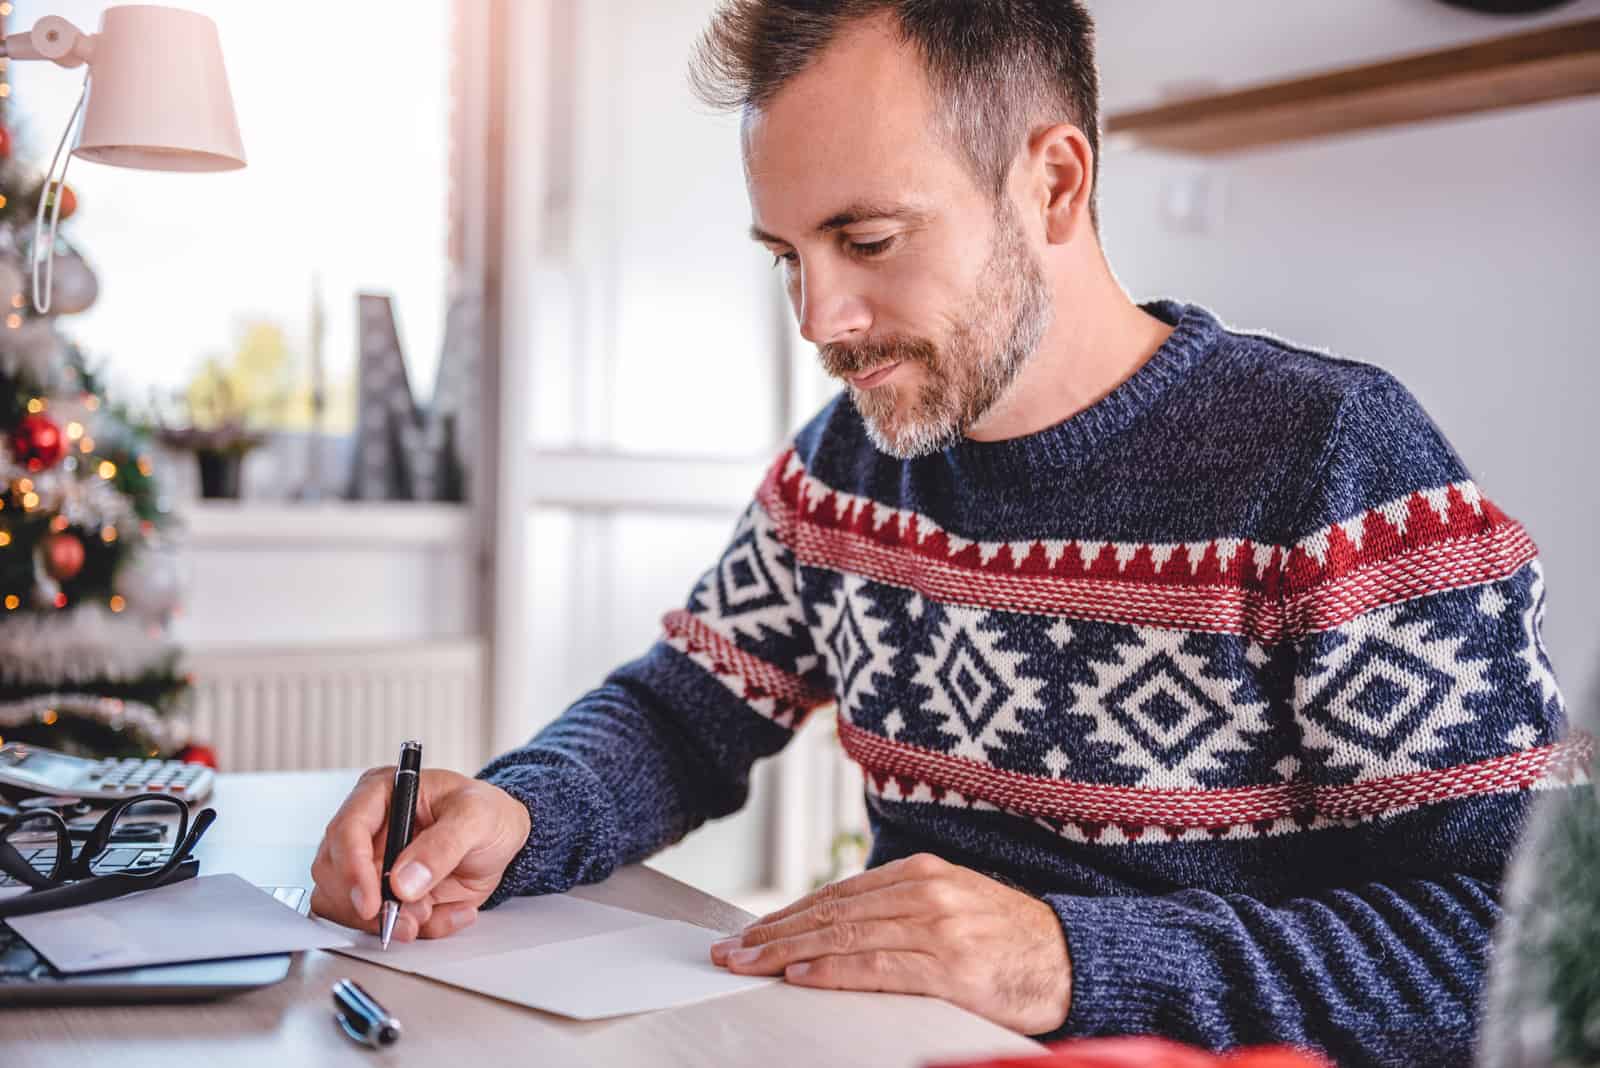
xmin=388 ymin=803 xmax=484 ymax=902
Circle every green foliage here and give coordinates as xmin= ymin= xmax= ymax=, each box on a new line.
xmin=1541 ymin=787 xmax=1600 ymax=1064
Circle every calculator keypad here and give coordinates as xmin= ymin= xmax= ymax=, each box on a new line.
xmin=88 ymin=758 xmax=211 ymax=800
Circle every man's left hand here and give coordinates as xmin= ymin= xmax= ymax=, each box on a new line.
xmin=709 ymin=852 xmax=1072 ymax=1035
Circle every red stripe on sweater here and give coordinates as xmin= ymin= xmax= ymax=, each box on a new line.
xmin=662 ymin=609 xmax=832 ymax=723
xmin=759 ymin=451 xmax=1535 ymax=640
xmin=838 ymin=719 xmax=1592 ymax=828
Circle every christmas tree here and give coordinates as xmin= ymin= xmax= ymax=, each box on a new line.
xmin=0 ymin=73 xmax=190 ymax=759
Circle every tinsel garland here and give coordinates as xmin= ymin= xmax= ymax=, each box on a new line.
xmin=0 ymin=602 xmax=177 ymax=685
xmin=0 ymin=439 xmax=135 ymax=531
xmin=0 ymin=692 xmax=175 ymax=757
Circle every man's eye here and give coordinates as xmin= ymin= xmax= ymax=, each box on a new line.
xmin=771 ymin=250 xmax=799 ymax=269
xmin=848 ymin=236 xmax=897 ymax=258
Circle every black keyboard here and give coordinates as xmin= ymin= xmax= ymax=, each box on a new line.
xmin=0 ymin=845 xmax=175 ymax=889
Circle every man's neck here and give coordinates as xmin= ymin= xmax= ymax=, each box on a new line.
xmin=965 ymin=268 xmax=1176 ymax=444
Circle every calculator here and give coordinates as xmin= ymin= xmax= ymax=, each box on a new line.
xmin=0 ymin=743 xmax=214 ymax=804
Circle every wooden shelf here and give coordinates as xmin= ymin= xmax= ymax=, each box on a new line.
xmin=1105 ymin=17 xmax=1600 ymax=155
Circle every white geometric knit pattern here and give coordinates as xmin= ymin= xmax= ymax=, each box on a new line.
xmin=812 ymin=574 xmax=897 ymax=724
xmin=1295 ymin=601 xmax=1494 ymax=782
xmin=1068 ymin=626 xmax=1273 ymax=788
xmin=910 ymin=601 xmax=1045 ymax=763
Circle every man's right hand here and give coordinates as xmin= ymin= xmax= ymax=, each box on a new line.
xmin=309 ymin=766 xmax=532 ymax=943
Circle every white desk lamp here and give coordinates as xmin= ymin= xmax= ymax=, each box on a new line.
xmin=0 ymin=5 xmax=245 ymax=312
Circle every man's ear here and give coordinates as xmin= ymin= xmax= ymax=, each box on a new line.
xmin=1027 ymin=123 xmax=1094 ymax=245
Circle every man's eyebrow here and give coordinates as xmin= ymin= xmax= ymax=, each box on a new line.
xmin=748 ymin=202 xmax=933 ymax=245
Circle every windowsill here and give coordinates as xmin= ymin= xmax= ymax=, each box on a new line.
xmin=174 ymin=500 xmax=475 ymax=549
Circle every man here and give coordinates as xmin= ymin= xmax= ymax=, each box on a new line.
xmin=310 ymin=2 xmax=1589 ymax=1063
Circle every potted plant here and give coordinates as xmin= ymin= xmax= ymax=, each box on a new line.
xmin=154 ymin=323 xmax=292 ymax=499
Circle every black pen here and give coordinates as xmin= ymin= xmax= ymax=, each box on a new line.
xmin=332 ymin=978 xmax=402 ymax=1048
xmin=378 ymin=740 xmax=423 ymax=950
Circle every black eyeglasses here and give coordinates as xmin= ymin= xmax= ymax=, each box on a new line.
xmin=0 ymin=793 xmax=216 ymax=918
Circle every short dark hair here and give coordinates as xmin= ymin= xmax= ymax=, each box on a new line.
xmin=690 ymin=0 xmax=1101 ymax=222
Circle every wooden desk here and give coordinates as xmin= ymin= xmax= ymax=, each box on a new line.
xmin=3 ymin=770 xmax=1043 ymax=1068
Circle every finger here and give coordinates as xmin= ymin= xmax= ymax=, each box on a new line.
xmin=387 ymin=899 xmax=432 ymax=944
xmin=417 ymin=902 xmax=478 ymax=940
xmin=309 ymin=884 xmax=376 ymax=932
xmin=713 ymin=883 xmax=934 ymax=963
xmin=782 ymin=950 xmax=943 ymax=996
xmin=721 ymin=918 xmax=926 ymax=976
xmin=388 ymin=800 xmax=491 ymax=903
xmin=320 ymin=769 xmax=394 ymax=919
xmin=751 ymin=854 xmax=948 ymax=927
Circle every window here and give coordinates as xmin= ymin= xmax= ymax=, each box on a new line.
xmin=5 ymin=1 xmax=452 ymax=428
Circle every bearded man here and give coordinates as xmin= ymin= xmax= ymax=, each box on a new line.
xmin=310 ymin=3 xmax=1588 ymax=1064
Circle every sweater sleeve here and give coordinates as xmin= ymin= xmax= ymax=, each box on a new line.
xmin=474 ymin=448 xmax=831 ymax=903
xmin=1042 ymin=374 xmax=1591 ymax=1065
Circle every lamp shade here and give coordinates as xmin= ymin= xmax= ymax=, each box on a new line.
xmin=74 ymin=5 xmax=245 ymax=172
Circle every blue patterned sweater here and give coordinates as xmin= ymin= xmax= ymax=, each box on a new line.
xmin=479 ymin=301 xmax=1591 ymax=1065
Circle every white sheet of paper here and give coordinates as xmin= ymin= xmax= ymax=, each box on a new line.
xmin=325 ymin=892 xmax=660 ymax=970
xmin=326 ymin=893 xmax=772 ymax=1019
xmin=9 ymin=872 xmax=352 ymax=973
xmin=427 ymin=919 xmax=776 ymax=1020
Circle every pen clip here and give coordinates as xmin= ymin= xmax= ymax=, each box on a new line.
xmin=335 ymin=1009 xmax=379 ymax=1049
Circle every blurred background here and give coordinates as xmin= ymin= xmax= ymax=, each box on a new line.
xmin=0 ymin=0 xmax=1594 ymax=913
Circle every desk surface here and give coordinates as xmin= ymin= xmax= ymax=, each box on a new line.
xmin=3 ymin=770 xmax=1041 ymax=1068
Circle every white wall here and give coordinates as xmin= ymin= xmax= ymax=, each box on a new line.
xmin=1096 ymin=23 xmax=1600 ymax=708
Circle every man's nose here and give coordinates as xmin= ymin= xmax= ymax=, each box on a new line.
xmin=796 ymin=264 xmax=871 ymax=346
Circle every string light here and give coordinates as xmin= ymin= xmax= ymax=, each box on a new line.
xmin=7 ymin=293 xmax=19 ymax=309
xmin=109 ymin=595 xmax=126 ymax=613
xmin=78 ymin=436 xmax=94 ymax=453
xmin=137 ymin=456 xmax=154 ymax=477
xmin=100 ymin=525 xmax=117 ymax=543
xmin=25 ymin=397 xmax=43 ymax=414
xmin=49 ymin=515 xmax=68 ymax=532
xmin=98 ymin=460 xmax=117 ymax=479
xmin=66 ymin=421 xmax=84 ymax=440
xmin=40 ymin=709 xmax=57 ymax=726
xmin=84 ymin=396 xmax=100 ymax=411
xmin=6 ymin=313 xmax=21 ymax=329
xmin=21 ymin=491 xmax=38 ymax=510
xmin=53 ymin=592 xmax=67 ymax=609
xmin=0 ymin=531 xmax=9 ymax=547
xmin=3 ymin=595 xmax=17 ymax=610
xmin=16 ymin=479 xmax=31 ymax=493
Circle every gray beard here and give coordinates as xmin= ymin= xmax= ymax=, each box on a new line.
xmin=847 ymin=207 xmax=1052 ymax=460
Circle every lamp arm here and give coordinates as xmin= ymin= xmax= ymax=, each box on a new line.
xmin=0 ymin=15 xmax=95 ymax=68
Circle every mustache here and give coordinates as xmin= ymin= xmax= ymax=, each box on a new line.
xmin=819 ymin=335 xmax=938 ymax=380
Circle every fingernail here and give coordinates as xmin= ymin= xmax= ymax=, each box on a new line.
xmin=711 ymin=938 xmax=739 ymax=959
xmin=394 ymin=861 xmax=431 ymax=899
xmin=349 ymin=886 xmax=366 ymax=916
xmin=727 ymin=947 xmax=760 ymax=966
xmin=787 ymin=962 xmax=811 ymax=979
xmin=451 ymin=908 xmax=476 ymax=931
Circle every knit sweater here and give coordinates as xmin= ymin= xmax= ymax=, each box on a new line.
xmin=478 ymin=300 xmax=1591 ymax=1066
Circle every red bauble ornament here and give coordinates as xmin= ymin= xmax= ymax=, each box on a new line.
xmin=11 ymin=413 xmax=66 ymax=471
xmin=45 ymin=182 xmax=76 ymax=221
xmin=177 ymin=743 xmax=217 ymax=768
xmin=43 ymin=531 xmax=85 ymax=581
xmin=0 ymin=126 xmax=11 ymax=161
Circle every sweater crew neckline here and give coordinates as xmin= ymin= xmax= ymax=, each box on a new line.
xmin=941 ymin=300 xmax=1222 ymax=485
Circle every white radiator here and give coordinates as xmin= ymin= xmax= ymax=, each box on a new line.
xmin=183 ymin=640 xmax=487 ymax=774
